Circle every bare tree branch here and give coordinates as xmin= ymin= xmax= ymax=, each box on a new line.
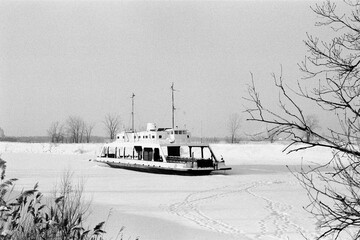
xmin=228 ymin=113 xmax=241 ymax=143
xmin=103 ymin=114 xmax=121 ymax=140
xmin=245 ymin=1 xmax=360 ymax=239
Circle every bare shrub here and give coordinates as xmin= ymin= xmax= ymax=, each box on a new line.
xmin=103 ymin=114 xmax=121 ymax=140
xmin=66 ymin=116 xmax=85 ymax=143
xmin=47 ymin=122 xmax=65 ymax=143
xmin=84 ymin=122 xmax=96 ymax=143
xmin=228 ymin=113 xmax=241 ymax=143
xmin=0 ymin=158 xmax=106 ymax=240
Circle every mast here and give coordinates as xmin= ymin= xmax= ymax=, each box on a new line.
xmin=171 ymin=83 xmax=175 ymax=129
xmin=131 ymin=93 xmax=135 ymax=132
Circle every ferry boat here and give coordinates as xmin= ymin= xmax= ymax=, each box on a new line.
xmin=95 ymin=123 xmax=231 ymax=175
xmin=94 ymin=84 xmax=231 ymax=175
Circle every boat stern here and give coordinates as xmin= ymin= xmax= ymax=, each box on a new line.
xmin=214 ymin=161 xmax=232 ymax=171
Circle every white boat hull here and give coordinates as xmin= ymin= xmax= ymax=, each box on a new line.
xmin=95 ymin=158 xmax=215 ymax=175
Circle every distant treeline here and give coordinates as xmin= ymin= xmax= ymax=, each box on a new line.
xmin=1 ymin=136 xmax=221 ymax=144
xmin=0 ymin=134 xmax=286 ymax=144
xmin=0 ymin=136 xmax=107 ymax=143
xmin=191 ymin=136 xmax=225 ymax=143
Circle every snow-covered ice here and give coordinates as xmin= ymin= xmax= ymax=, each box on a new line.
xmin=0 ymin=142 xmax=334 ymax=240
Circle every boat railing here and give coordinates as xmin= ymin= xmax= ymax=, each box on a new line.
xmin=166 ymin=156 xmax=195 ymax=162
xmin=166 ymin=156 xmax=214 ymax=168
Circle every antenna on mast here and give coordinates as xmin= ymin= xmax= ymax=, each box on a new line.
xmin=171 ymin=83 xmax=176 ymax=129
xmin=131 ymin=93 xmax=135 ymax=133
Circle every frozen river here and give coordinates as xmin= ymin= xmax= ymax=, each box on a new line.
xmin=0 ymin=142 xmax=333 ymax=240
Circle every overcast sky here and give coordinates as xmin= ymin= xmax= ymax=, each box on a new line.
xmin=1 ymin=0 xmax=331 ymax=138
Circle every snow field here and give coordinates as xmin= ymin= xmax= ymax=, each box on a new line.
xmin=0 ymin=142 xmax=335 ymax=240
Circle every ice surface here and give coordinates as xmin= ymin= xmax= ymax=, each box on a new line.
xmin=0 ymin=142 xmax=335 ymax=240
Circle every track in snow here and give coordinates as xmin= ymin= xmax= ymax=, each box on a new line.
xmin=167 ymin=183 xmax=255 ymax=239
xmin=166 ymin=181 xmax=317 ymax=240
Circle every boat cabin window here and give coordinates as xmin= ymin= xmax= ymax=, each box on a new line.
xmin=202 ymin=147 xmax=212 ymax=159
xmin=108 ymin=147 xmax=116 ymax=158
xmin=154 ymin=148 xmax=161 ymax=162
xmin=101 ymin=147 xmax=107 ymax=157
xmin=159 ymin=135 xmax=162 ymax=139
xmin=118 ymin=147 xmax=123 ymax=158
xmin=152 ymin=135 xmax=155 ymax=139
xmin=180 ymin=146 xmax=189 ymax=157
xmin=134 ymin=146 xmax=142 ymax=160
xmin=174 ymin=130 xmax=187 ymax=135
xmin=124 ymin=147 xmax=133 ymax=158
xmin=167 ymin=146 xmax=180 ymax=157
xmin=143 ymin=148 xmax=153 ymax=161
xmin=161 ymin=146 xmax=168 ymax=156
xmin=190 ymin=146 xmax=213 ymax=160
